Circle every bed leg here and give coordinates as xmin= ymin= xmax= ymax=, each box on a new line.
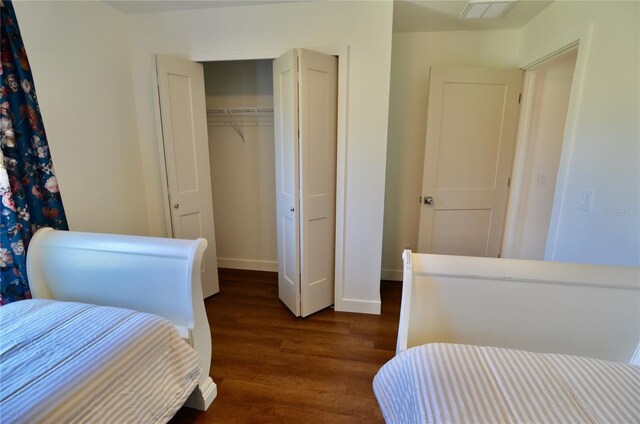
xmin=184 ymin=377 xmax=217 ymax=411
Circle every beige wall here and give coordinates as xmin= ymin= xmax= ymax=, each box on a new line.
xmin=519 ymin=1 xmax=640 ymax=266
xmin=13 ymin=1 xmax=148 ymax=235
xmin=511 ymin=51 xmax=577 ymax=260
xmin=382 ymin=29 xmax=520 ymax=277
xmin=203 ymin=60 xmax=278 ymax=271
xmin=125 ymin=1 xmax=394 ymax=312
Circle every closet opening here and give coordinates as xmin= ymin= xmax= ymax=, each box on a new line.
xmin=198 ymin=51 xmax=339 ymax=318
xmin=203 ymin=60 xmax=278 ymax=273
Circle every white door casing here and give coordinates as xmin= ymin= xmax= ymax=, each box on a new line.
xmin=156 ymin=54 xmax=220 ymax=297
xmin=418 ymin=66 xmax=522 ymax=257
xmin=273 ymin=50 xmax=301 ymax=316
xmin=298 ymin=49 xmax=338 ymax=317
xmin=273 ymin=49 xmax=337 ymax=317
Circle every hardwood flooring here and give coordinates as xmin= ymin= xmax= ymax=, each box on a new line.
xmin=170 ymin=269 xmax=402 ymax=424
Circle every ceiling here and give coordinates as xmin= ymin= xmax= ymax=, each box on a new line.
xmin=104 ymin=0 xmax=553 ymax=32
xmin=393 ymin=1 xmax=554 ymax=32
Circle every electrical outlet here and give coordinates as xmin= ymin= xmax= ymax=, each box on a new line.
xmin=578 ymin=189 xmax=594 ymax=212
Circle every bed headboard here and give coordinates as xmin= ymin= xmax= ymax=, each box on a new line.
xmin=27 ymin=228 xmax=206 ymax=334
xmin=398 ymin=250 xmax=640 ymax=364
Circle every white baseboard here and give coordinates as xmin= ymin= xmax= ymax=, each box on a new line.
xmin=217 ymin=257 xmax=277 ymax=272
xmin=335 ymin=298 xmax=381 ymax=315
xmin=381 ymin=268 xmax=403 ymax=281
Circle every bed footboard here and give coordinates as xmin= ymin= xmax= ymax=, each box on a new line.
xmin=27 ymin=228 xmax=216 ymax=410
xmin=397 ymin=250 xmax=640 ymax=364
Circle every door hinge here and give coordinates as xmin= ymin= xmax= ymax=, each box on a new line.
xmin=508 ymin=177 xmax=511 ymax=187
xmin=518 ymin=93 xmax=522 ymax=104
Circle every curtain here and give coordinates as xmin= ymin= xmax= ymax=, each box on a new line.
xmin=1 ymin=0 xmax=68 ymax=305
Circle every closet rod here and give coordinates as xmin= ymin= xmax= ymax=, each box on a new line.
xmin=207 ymin=107 xmax=274 ymax=117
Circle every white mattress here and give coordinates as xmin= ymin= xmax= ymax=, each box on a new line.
xmin=374 ymin=343 xmax=640 ymax=424
xmin=0 ymin=299 xmax=201 ymax=423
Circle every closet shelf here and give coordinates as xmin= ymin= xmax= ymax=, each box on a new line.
xmin=207 ymin=107 xmax=274 ymax=118
xmin=207 ymin=108 xmax=274 ymax=134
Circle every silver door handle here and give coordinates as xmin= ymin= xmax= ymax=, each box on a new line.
xmin=423 ymin=196 xmax=433 ymax=205
xmin=173 ymin=203 xmax=180 ymax=209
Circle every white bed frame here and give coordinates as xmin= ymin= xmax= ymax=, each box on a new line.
xmin=397 ymin=250 xmax=640 ymax=365
xmin=26 ymin=228 xmax=217 ymax=411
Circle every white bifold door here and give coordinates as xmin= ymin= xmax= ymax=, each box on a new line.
xmin=273 ymin=49 xmax=338 ymax=317
xmin=155 ymin=54 xmax=220 ymax=298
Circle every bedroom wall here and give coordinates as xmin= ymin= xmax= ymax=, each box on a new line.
xmin=125 ymin=1 xmax=394 ymax=313
xmin=12 ymin=1 xmax=148 ymax=235
xmin=203 ymin=60 xmax=278 ymax=272
xmin=382 ymin=29 xmax=520 ymax=279
xmin=518 ymin=1 xmax=640 ymax=266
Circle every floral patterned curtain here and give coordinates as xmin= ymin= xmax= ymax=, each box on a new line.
xmin=1 ymin=0 xmax=68 ymax=305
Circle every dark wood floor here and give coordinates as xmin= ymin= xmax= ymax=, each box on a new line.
xmin=170 ymin=269 xmax=401 ymax=424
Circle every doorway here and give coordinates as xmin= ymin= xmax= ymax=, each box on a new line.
xmin=502 ymin=48 xmax=578 ymax=259
xmin=154 ymin=46 xmax=352 ymax=312
xmin=203 ymin=60 xmax=278 ymax=272
xmin=203 ymin=54 xmax=338 ymax=317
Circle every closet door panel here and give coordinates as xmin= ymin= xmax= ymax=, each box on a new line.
xmin=273 ymin=50 xmax=301 ymax=316
xmin=298 ymin=49 xmax=338 ymax=317
xmin=156 ymin=54 xmax=219 ymax=298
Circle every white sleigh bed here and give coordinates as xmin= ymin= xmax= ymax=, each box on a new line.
xmin=374 ymin=251 xmax=640 ymax=423
xmin=0 ymin=228 xmax=216 ymax=423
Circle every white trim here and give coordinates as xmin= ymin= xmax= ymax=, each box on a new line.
xmin=517 ymin=25 xmax=593 ymax=261
xmin=501 ymin=71 xmax=537 ymax=258
xmin=158 ymin=46 xmax=350 ymax=314
xmin=216 ymin=257 xmax=278 ymax=272
xmin=339 ymin=298 xmax=381 ymax=315
xmin=381 ymin=268 xmax=403 ymax=281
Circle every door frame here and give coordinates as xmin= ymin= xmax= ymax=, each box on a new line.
xmin=152 ymin=46 xmax=350 ymax=310
xmin=501 ymin=25 xmax=593 ymax=260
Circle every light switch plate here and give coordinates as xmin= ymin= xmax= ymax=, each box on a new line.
xmin=578 ymin=189 xmax=594 ymax=212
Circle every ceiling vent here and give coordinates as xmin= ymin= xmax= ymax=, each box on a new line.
xmin=460 ymin=0 xmax=517 ymax=19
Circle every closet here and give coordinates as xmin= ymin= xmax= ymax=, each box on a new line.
xmin=156 ymin=50 xmax=338 ymax=317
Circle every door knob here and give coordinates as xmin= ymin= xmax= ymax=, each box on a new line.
xmin=423 ymin=196 xmax=433 ymax=205
xmin=173 ymin=203 xmax=180 ymax=209
xmin=290 ymin=207 xmax=295 ymax=212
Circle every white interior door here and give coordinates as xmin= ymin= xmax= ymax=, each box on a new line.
xmin=418 ymin=66 xmax=522 ymax=257
xmin=273 ymin=50 xmax=301 ymax=316
xmin=156 ymin=54 xmax=220 ymax=297
xmin=273 ymin=49 xmax=337 ymax=317
xmin=298 ymin=49 xmax=337 ymax=317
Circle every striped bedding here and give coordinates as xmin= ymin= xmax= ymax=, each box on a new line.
xmin=0 ymin=299 xmax=201 ymax=423
xmin=373 ymin=343 xmax=640 ymax=424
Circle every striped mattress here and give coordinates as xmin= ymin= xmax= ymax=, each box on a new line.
xmin=0 ymin=299 xmax=201 ymax=423
xmin=373 ymin=343 xmax=640 ymax=424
